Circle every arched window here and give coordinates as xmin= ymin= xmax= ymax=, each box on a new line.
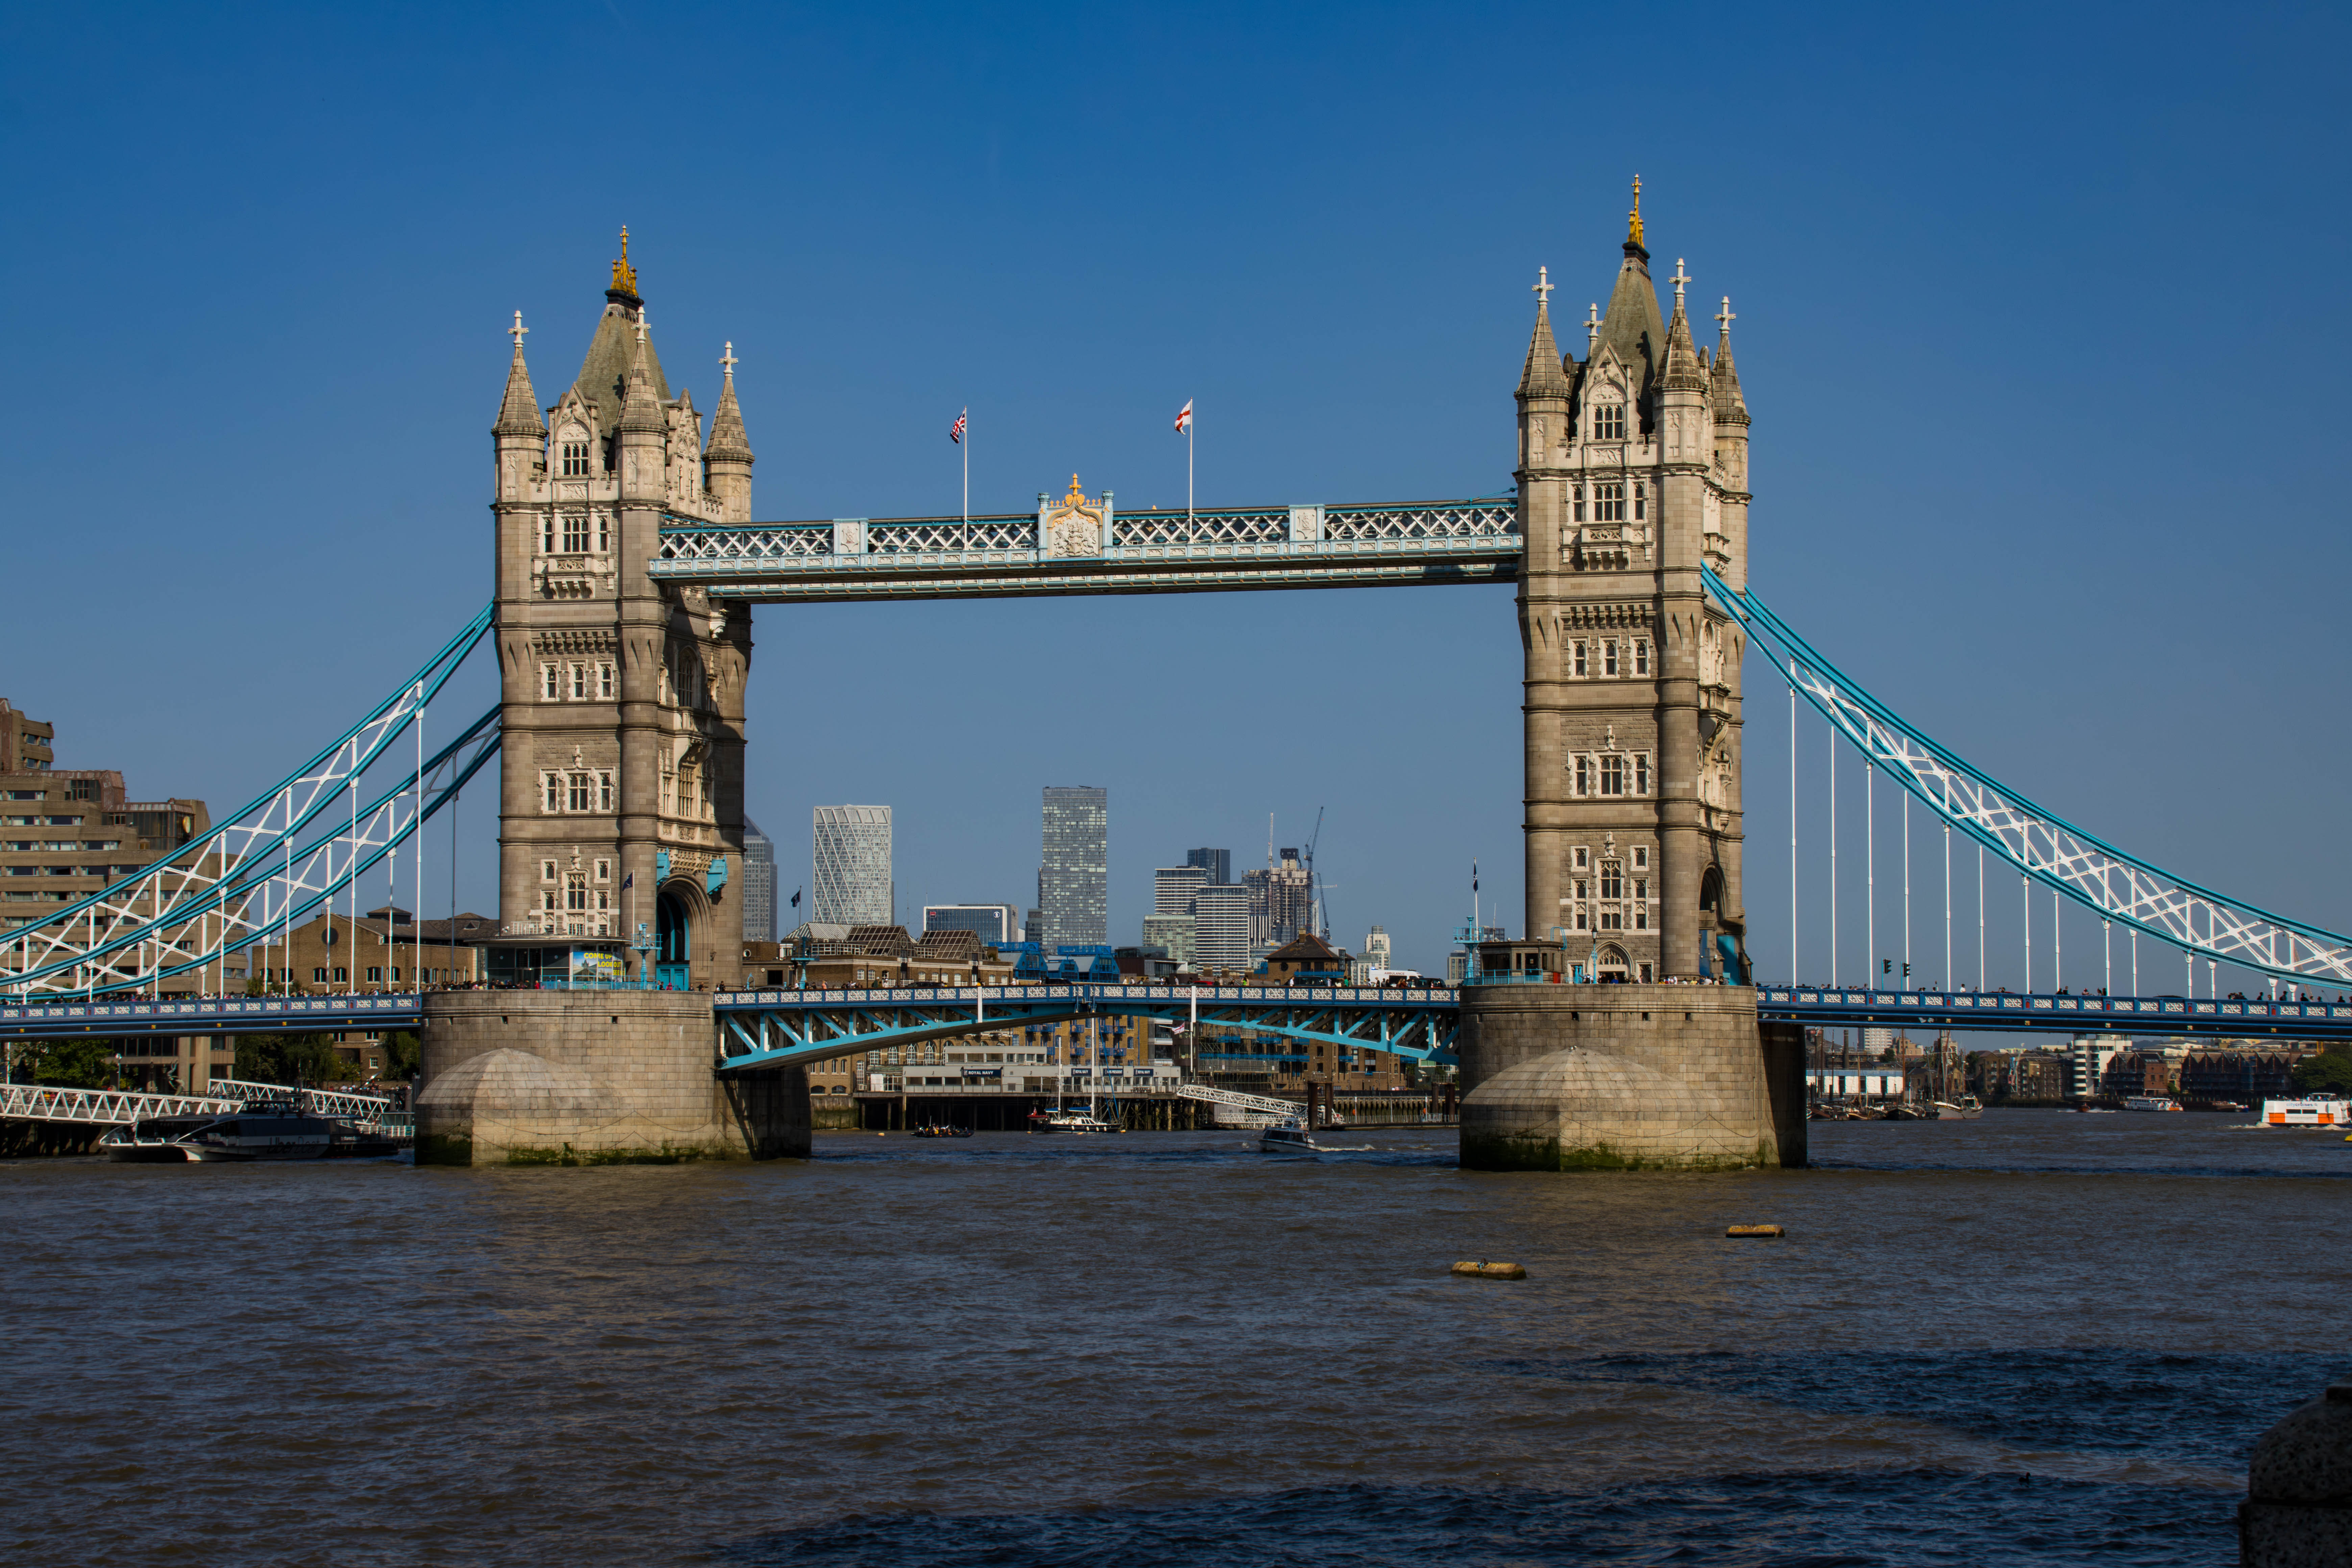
xmin=560 ymin=430 xmax=591 ymax=477
xmin=1593 ymin=405 xmax=1626 ymax=441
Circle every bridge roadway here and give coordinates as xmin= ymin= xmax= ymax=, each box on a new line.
xmin=0 ymin=991 xmax=424 ymax=1039
xmin=8 ymin=982 xmax=2344 ymax=1054
xmin=648 ymin=497 xmax=1521 ymax=601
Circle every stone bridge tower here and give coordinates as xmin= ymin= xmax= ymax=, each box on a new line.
xmin=489 ymin=234 xmax=756 ymax=987
xmin=1513 ymin=180 xmax=1750 ymax=983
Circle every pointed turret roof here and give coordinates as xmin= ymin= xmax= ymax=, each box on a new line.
xmin=572 ymin=267 xmax=670 ymax=432
xmin=1516 ymin=268 xmax=1574 ymax=400
xmin=494 ymin=311 xmax=545 ymax=436
xmin=1596 ymin=244 xmax=1667 ymax=404
xmin=618 ymin=313 xmax=666 ymax=434
xmin=1711 ymin=296 xmax=1747 ymax=421
xmin=707 ymin=341 xmax=754 ymax=463
xmin=1661 ymin=276 xmax=1706 ymax=393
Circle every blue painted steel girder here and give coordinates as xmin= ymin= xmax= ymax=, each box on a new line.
xmin=711 ymin=984 xmax=1461 ymax=1072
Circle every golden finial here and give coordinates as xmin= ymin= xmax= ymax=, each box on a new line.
xmin=1628 ymin=175 xmax=1644 ymax=247
xmin=1065 ymin=473 xmax=1085 ymax=506
xmin=610 ymin=224 xmax=640 ymax=296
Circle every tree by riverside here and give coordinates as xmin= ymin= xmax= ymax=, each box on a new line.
xmin=233 ymin=1033 xmax=353 ymax=1085
xmin=22 ymin=1039 xmax=118 ymax=1089
xmin=2290 ymin=1046 xmax=2352 ymax=1096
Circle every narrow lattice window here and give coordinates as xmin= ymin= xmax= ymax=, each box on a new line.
xmin=1572 ymin=485 xmax=1586 ymax=523
xmin=1634 ymin=640 xmax=1650 ymax=676
xmin=568 ymin=773 xmax=591 ymax=812
xmin=1635 ymin=753 xmax=1651 ymax=795
xmin=1633 ymin=482 xmax=1646 ymax=521
xmin=562 ymin=513 xmax=590 ymax=553
xmin=542 ymin=664 xmax=559 ymax=701
xmin=1601 ymin=755 xmax=1626 ymax=796
xmin=1596 ymin=484 xmax=1625 ymax=522
xmin=1574 ymin=756 xmax=1591 ymax=796
xmin=1603 ymin=641 xmax=1619 ymax=677
xmin=540 ymin=516 xmax=556 ymax=554
xmin=598 ymin=662 xmax=614 ymax=700
xmin=570 ymin=664 xmax=587 ymax=701
xmin=1594 ymin=404 xmax=1626 ymax=441
xmin=566 ymin=874 xmax=587 ymax=912
xmin=561 ymin=441 xmax=591 ymax=477
xmin=542 ymin=775 xmax=561 ymax=812
xmin=597 ymin=772 xmax=614 ymax=812
xmin=1572 ymin=641 xmax=1588 ymax=677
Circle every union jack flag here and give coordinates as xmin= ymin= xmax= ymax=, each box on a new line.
xmin=950 ymin=410 xmax=966 ymax=444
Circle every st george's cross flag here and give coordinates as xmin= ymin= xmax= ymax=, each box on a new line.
xmin=950 ymin=410 xmax=966 ymax=444
xmin=1174 ymin=399 xmax=1193 ymax=434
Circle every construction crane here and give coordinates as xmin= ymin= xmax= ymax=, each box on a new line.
xmin=1302 ymin=806 xmax=1328 ymax=941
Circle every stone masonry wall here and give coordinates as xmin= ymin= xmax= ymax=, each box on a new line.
xmin=416 ymin=990 xmax=806 ymax=1165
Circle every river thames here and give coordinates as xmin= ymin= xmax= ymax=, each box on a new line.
xmin=5 ymin=1110 xmax=2347 ymax=1565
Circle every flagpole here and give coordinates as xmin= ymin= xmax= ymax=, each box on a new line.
xmin=1187 ymin=409 xmax=1194 ymax=522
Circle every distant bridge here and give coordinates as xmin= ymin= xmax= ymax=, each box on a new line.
xmin=0 ymin=991 xmax=423 ymax=1040
xmin=1758 ymin=986 xmax=2352 ymax=1043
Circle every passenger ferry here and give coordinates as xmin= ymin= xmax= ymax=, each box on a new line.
xmin=2122 ymin=1096 xmax=2184 ymax=1112
xmin=101 ymin=1099 xmax=398 ymax=1162
xmin=2261 ymin=1097 xmax=2350 ymax=1128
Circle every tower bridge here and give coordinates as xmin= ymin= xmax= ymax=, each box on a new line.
xmin=10 ymin=191 xmax=2351 ymax=1168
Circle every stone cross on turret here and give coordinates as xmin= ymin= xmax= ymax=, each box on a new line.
xmin=509 ymin=311 xmax=528 ymax=350
xmin=1532 ymin=266 xmax=1553 ymax=309
xmin=1670 ymin=258 xmax=1690 ymax=313
xmin=1585 ymin=302 xmax=1600 ymax=353
xmin=1715 ymin=297 xmax=1735 ymax=337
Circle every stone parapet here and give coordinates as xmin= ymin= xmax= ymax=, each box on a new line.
xmin=416 ymin=990 xmax=806 ymax=1165
xmin=1457 ymin=982 xmax=1803 ymax=1171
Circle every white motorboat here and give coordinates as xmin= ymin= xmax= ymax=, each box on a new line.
xmin=1929 ymin=1096 xmax=1984 ymax=1119
xmin=2122 ymin=1095 xmax=2184 ymax=1112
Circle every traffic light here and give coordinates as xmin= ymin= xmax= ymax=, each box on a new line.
xmin=1882 ymin=958 xmax=1891 ymax=974
xmin=1903 ymin=962 xmax=1912 ymax=978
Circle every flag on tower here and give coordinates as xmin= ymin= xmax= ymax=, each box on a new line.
xmin=620 ymin=872 xmax=633 ymax=891
xmin=1472 ymin=860 xmax=1478 ymax=894
xmin=950 ymin=410 xmax=966 ymax=444
xmin=1174 ymin=399 xmax=1193 ymax=433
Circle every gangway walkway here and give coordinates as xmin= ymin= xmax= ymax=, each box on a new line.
xmin=3 ymin=1078 xmax=408 ymax=1134
xmin=1173 ymin=1082 xmax=1344 ymax=1127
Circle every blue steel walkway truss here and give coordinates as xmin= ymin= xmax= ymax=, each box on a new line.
xmin=711 ymin=984 xmax=1462 ymax=1072
xmin=1758 ymin=986 xmax=2352 ymax=1043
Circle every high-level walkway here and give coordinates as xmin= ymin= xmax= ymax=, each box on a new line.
xmin=650 ymin=498 xmax=1520 ymax=600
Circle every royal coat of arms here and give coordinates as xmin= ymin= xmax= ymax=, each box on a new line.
xmin=1046 ymin=474 xmax=1105 ymax=558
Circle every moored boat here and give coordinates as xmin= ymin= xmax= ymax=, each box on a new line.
xmin=2123 ymin=1095 xmax=2184 ymax=1112
xmin=1027 ymin=1107 xmax=1118 ymax=1135
xmin=101 ymin=1098 xmax=398 ymax=1162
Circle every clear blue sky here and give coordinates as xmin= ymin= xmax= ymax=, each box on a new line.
xmin=4 ymin=1 xmax=2347 ymax=982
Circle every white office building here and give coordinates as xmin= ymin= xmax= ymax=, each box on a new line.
xmin=1192 ymin=883 xmax=1253 ymax=973
xmin=812 ymin=805 xmax=892 ymax=926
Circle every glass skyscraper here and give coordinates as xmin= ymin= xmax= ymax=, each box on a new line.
xmin=741 ymin=817 xmax=777 ymax=943
xmin=811 ymin=805 xmax=892 ymax=926
xmin=1184 ymin=847 xmax=1231 ymax=886
xmin=1037 ymin=786 xmax=1107 ymax=948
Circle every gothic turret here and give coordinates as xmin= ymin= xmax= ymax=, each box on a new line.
xmin=493 ymin=312 xmax=545 ymax=506
xmin=705 ymin=341 xmax=755 ymax=524
xmin=1594 ymin=177 xmax=1669 ymax=423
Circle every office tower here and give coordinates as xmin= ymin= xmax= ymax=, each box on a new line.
xmin=1153 ymin=864 xmax=1209 ymax=917
xmin=741 ymin=817 xmax=777 ymax=944
xmin=1244 ymin=849 xmax=1313 ymax=947
xmin=1191 ymin=883 xmax=1252 ymax=973
xmin=1141 ymin=913 xmax=1196 ymax=968
xmin=1365 ymin=927 xmax=1392 ymax=970
xmin=1184 ymin=847 xmax=1231 ymax=885
xmin=1037 ymin=786 xmax=1107 ymax=948
xmin=811 ymin=806 xmax=892 ymax=926
xmin=924 ymin=904 xmax=1020 ymax=946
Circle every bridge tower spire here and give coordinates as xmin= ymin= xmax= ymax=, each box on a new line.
xmin=705 ymin=341 xmax=756 ymax=525
xmin=489 ymin=240 xmax=752 ymax=989
xmin=1512 ymin=186 xmax=1748 ymax=986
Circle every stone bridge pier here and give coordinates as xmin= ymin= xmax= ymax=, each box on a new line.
xmin=415 ymin=991 xmax=806 ymax=1165
xmin=1457 ymin=983 xmax=1805 ymax=1171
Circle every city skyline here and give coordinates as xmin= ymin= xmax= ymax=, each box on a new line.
xmin=6 ymin=3 xmax=2346 ymax=985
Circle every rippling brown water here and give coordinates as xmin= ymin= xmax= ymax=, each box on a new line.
xmin=6 ymin=1110 xmax=2348 ymax=1566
